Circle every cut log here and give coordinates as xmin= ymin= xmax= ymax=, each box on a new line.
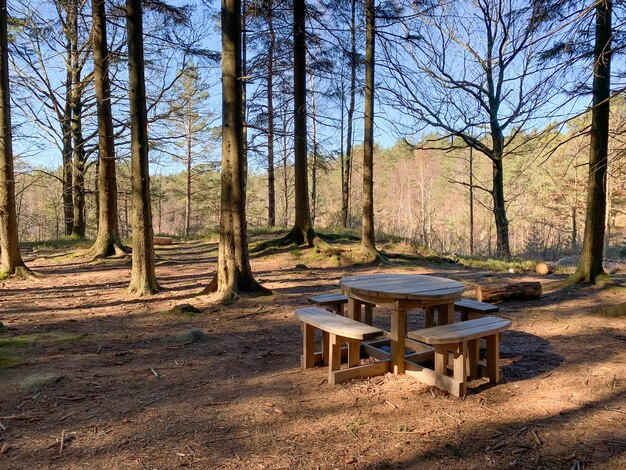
xmin=535 ymin=262 xmax=556 ymax=276
xmin=153 ymin=237 xmax=173 ymax=245
xmin=476 ymin=281 xmax=541 ymax=303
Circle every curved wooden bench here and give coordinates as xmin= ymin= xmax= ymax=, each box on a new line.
xmin=407 ymin=317 xmax=511 ymax=397
xmin=296 ymin=307 xmax=387 ymax=385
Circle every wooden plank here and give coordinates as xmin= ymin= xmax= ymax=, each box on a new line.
xmin=404 ymin=361 xmax=464 ymax=397
xmin=331 ymin=360 xmax=390 ymax=384
xmin=455 ymin=298 xmax=500 ymax=313
xmin=309 ymin=293 xmax=349 ymax=304
xmin=408 ymin=317 xmax=511 ymax=344
xmin=341 ymin=274 xmax=464 ymax=301
xmin=467 ymin=339 xmax=480 ymax=380
xmin=296 ymin=307 xmax=382 ymax=340
xmin=322 ymin=331 xmax=330 ymax=366
xmin=362 ymin=343 xmax=390 ymax=361
xmin=452 ymin=343 xmax=467 ymax=397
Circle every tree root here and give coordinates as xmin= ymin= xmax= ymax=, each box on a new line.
xmin=201 ymin=272 xmax=271 ymax=303
xmin=252 ymin=226 xmax=332 ymax=253
xmin=86 ymin=238 xmax=129 ymax=260
xmin=0 ymin=265 xmax=37 ymax=280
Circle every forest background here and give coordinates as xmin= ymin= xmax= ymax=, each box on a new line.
xmin=8 ymin=0 xmax=626 ymax=262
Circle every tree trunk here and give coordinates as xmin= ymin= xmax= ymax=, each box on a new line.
xmin=0 ymin=0 xmax=29 ymax=276
xmin=185 ymin=116 xmax=192 ymax=237
xmin=205 ymin=0 xmax=268 ymax=301
xmin=126 ymin=0 xmax=159 ymax=295
xmin=266 ymin=4 xmax=275 ymax=227
xmin=361 ymin=0 xmax=378 ymax=259
xmin=310 ymin=74 xmax=317 ymax=224
xmin=62 ymin=58 xmax=73 ymax=236
xmin=574 ymin=0 xmax=611 ymax=284
xmin=491 ymin=155 xmax=510 ymax=258
xmin=89 ymin=0 xmax=125 ymax=257
xmin=341 ymin=0 xmax=357 ymax=229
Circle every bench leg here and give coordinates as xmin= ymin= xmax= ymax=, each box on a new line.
xmin=328 ymin=334 xmax=342 ymax=385
xmin=348 ymin=339 xmax=360 ymax=367
xmin=452 ymin=342 xmax=468 ymax=397
xmin=460 ymin=308 xmax=468 ymax=322
xmin=434 ymin=346 xmax=448 ymax=376
xmin=486 ymin=334 xmax=501 ymax=383
xmin=438 ymin=303 xmax=454 ymax=325
xmin=425 ymin=307 xmax=435 ymax=328
xmin=348 ymin=298 xmax=362 ymax=322
xmin=467 ymin=339 xmax=480 ymax=379
xmin=363 ymin=303 xmax=373 ymax=325
xmin=322 ymin=331 xmax=330 ymax=366
xmin=302 ymin=323 xmax=315 ymax=369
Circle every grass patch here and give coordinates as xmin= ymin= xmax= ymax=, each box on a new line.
xmin=21 ymin=236 xmax=92 ymax=253
xmin=591 ymin=303 xmax=626 ymax=318
xmin=0 ymin=271 xmax=9 ymax=280
xmin=0 ymin=332 xmax=89 ymax=348
xmin=0 ymin=349 xmax=20 ymax=369
xmin=459 ymin=257 xmax=537 ymax=273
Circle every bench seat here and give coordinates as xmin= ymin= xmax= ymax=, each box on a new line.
xmin=455 ymin=299 xmax=501 ymax=321
xmin=296 ymin=306 xmax=387 ymax=384
xmin=407 ymin=317 xmax=511 ymax=397
xmin=308 ymin=293 xmax=349 ymax=315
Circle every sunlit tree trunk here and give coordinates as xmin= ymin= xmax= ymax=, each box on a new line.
xmin=266 ymin=4 xmax=275 ymax=227
xmin=342 ymin=0 xmax=356 ymax=229
xmin=573 ymin=0 xmax=612 ymax=284
xmin=0 ymin=0 xmax=29 ymax=276
xmin=126 ymin=0 xmax=159 ymax=295
xmin=361 ymin=0 xmax=379 ymax=260
xmin=89 ymin=0 xmax=125 ymax=257
xmin=205 ymin=0 xmax=268 ymax=301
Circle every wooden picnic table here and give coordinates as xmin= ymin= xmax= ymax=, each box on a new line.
xmin=340 ymin=273 xmax=464 ymax=374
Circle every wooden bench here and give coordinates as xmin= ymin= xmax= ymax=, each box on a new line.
xmin=308 ymin=293 xmax=349 ymax=315
xmin=455 ymin=299 xmax=502 ymax=321
xmin=406 ymin=316 xmax=512 ymax=397
xmin=296 ymin=306 xmax=388 ymax=385
xmin=308 ymin=293 xmax=374 ymax=325
xmin=423 ymin=299 xmax=501 ymax=327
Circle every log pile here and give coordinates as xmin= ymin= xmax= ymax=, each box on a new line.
xmin=476 ymin=281 xmax=541 ymax=303
xmin=153 ymin=236 xmax=173 ymax=246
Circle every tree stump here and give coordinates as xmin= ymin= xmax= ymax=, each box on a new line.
xmin=476 ymin=281 xmax=541 ymax=303
xmin=535 ymin=262 xmax=556 ymax=276
xmin=153 ymin=237 xmax=173 ymax=246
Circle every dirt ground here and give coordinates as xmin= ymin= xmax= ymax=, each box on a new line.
xmin=0 ymin=240 xmax=624 ymax=469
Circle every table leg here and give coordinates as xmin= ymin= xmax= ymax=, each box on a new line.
xmin=425 ymin=307 xmax=435 ymax=328
xmin=302 ymin=323 xmax=315 ymax=369
xmin=348 ymin=298 xmax=362 ymax=322
xmin=390 ymin=306 xmax=407 ymax=374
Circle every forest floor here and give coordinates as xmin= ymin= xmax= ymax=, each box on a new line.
xmin=0 ymin=237 xmax=625 ymax=469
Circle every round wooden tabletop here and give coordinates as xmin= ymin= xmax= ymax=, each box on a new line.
xmin=340 ymin=273 xmax=464 ymax=301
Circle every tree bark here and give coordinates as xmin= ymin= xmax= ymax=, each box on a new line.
xmin=341 ymin=0 xmax=357 ymax=229
xmin=0 ymin=0 xmax=29 ymax=276
xmin=62 ymin=49 xmax=73 ymax=236
xmin=266 ymin=4 xmax=275 ymax=227
xmin=205 ymin=0 xmax=268 ymax=301
xmin=310 ymin=74 xmax=317 ymax=224
xmin=89 ymin=0 xmax=125 ymax=257
xmin=126 ymin=0 xmax=159 ymax=295
xmin=491 ymin=155 xmax=510 ymax=258
xmin=361 ymin=0 xmax=379 ymax=260
xmin=573 ymin=0 xmax=611 ymax=284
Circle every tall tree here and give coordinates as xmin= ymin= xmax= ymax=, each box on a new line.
xmin=255 ymin=0 xmax=328 ymax=250
xmin=205 ymin=0 xmax=268 ymax=301
xmin=0 ymin=0 xmax=29 ymax=276
xmin=89 ymin=0 xmax=126 ymax=257
xmin=382 ymin=0 xmax=560 ymax=258
xmin=361 ymin=0 xmax=379 ymax=259
xmin=573 ymin=0 xmax=612 ymax=283
xmin=126 ymin=0 xmax=159 ymax=295
xmin=342 ymin=0 xmax=357 ymax=228
xmin=266 ymin=1 xmax=276 ymax=227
